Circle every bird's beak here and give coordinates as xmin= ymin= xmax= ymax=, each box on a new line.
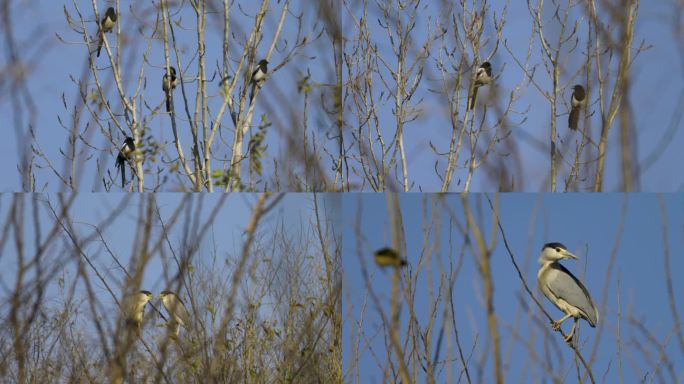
xmin=562 ymin=250 xmax=578 ymax=260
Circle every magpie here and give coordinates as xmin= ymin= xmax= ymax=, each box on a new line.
xmin=115 ymin=136 xmax=135 ymax=187
xmin=469 ymin=61 xmax=492 ymax=110
xmin=162 ymin=66 xmax=177 ymax=112
xmin=569 ymin=85 xmax=586 ymax=130
xmin=249 ymin=59 xmax=268 ymax=100
xmin=96 ymin=7 xmax=117 ymax=58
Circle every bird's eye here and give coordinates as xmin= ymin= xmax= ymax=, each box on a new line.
xmin=555 ymin=248 xmax=560 ymax=252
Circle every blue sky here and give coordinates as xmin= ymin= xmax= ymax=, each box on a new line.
xmin=343 ymin=193 xmax=684 ymax=382
xmin=0 ymin=1 xmax=335 ymax=191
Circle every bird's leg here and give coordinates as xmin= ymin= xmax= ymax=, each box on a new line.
xmin=552 ymin=313 xmax=572 ymax=330
xmin=564 ymin=319 xmax=578 ymax=344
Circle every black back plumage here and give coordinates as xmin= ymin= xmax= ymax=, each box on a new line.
xmin=568 ymin=85 xmax=585 ymax=130
xmin=116 ymin=137 xmax=135 ymax=187
xmin=97 ymin=8 xmax=117 ymax=57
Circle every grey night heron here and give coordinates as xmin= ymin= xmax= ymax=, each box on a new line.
xmin=160 ymin=291 xmax=190 ymax=337
xmin=123 ymin=290 xmax=153 ymax=332
xmin=537 ymin=243 xmax=598 ymax=343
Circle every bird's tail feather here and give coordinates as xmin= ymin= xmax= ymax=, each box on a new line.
xmin=469 ymin=86 xmax=479 ymax=110
xmin=121 ymin=164 xmax=126 ymax=187
xmin=96 ymin=30 xmax=104 ymax=57
xmin=115 ymin=153 xmax=126 ymax=188
xmin=116 ymin=155 xmax=126 ymax=187
xmin=250 ymin=82 xmax=256 ymax=102
xmin=569 ymin=107 xmax=579 ymax=130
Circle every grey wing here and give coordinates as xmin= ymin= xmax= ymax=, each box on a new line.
xmin=123 ymin=296 xmax=139 ymax=317
xmin=547 ymin=264 xmax=598 ymax=326
xmin=176 ymin=300 xmax=190 ymax=327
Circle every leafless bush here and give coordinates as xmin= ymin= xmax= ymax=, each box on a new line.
xmin=0 ymin=193 xmax=341 ymax=383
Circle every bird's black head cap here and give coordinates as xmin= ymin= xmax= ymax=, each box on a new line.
xmin=542 ymin=242 xmax=567 ymax=251
xmin=374 ymin=247 xmax=396 ymax=256
xmin=105 ymin=7 xmax=116 ymax=20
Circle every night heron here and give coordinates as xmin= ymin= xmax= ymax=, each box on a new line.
xmin=374 ymin=247 xmax=407 ymax=267
xmin=160 ymin=291 xmax=190 ymax=337
xmin=537 ymin=242 xmax=598 ymax=343
xmin=123 ymin=290 xmax=153 ymax=332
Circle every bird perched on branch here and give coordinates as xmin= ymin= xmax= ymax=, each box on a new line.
xmin=123 ymin=290 xmax=153 ymax=333
xmin=537 ymin=242 xmax=598 ymax=343
xmin=96 ymin=7 xmax=117 ymax=57
xmin=162 ymin=66 xmax=177 ymax=112
xmin=110 ymin=290 xmax=152 ymax=384
xmin=249 ymin=59 xmax=268 ymax=101
xmin=374 ymin=247 xmax=407 ymax=267
xmin=160 ymin=291 xmax=190 ymax=338
xmin=115 ymin=136 xmax=135 ymax=187
xmin=568 ymin=85 xmax=586 ymax=130
xmin=469 ymin=61 xmax=492 ymax=110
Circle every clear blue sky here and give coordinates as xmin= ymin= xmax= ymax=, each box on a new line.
xmin=0 ymin=1 xmax=334 ymax=191
xmin=343 ymin=193 xmax=684 ymax=382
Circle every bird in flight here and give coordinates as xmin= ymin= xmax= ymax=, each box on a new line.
xmin=374 ymin=247 xmax=407 ymax=268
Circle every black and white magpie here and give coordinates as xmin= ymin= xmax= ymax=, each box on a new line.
xmin=249 ymin=59 xmax=268 ymax=100
xmin=115 ymin=136 xmax=135 ymax=187
xmin=251 ymin=59 xmax=268 ymax=84
xmin=96 ymin=7 xmax=117 ymax=58
xmin=469 ymin=61 xmax=492 ymax=110
xmin=568 ymin=84 xmax=586 ymax=130
xmin=162 ymin=66 xmax=178 ymax=112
